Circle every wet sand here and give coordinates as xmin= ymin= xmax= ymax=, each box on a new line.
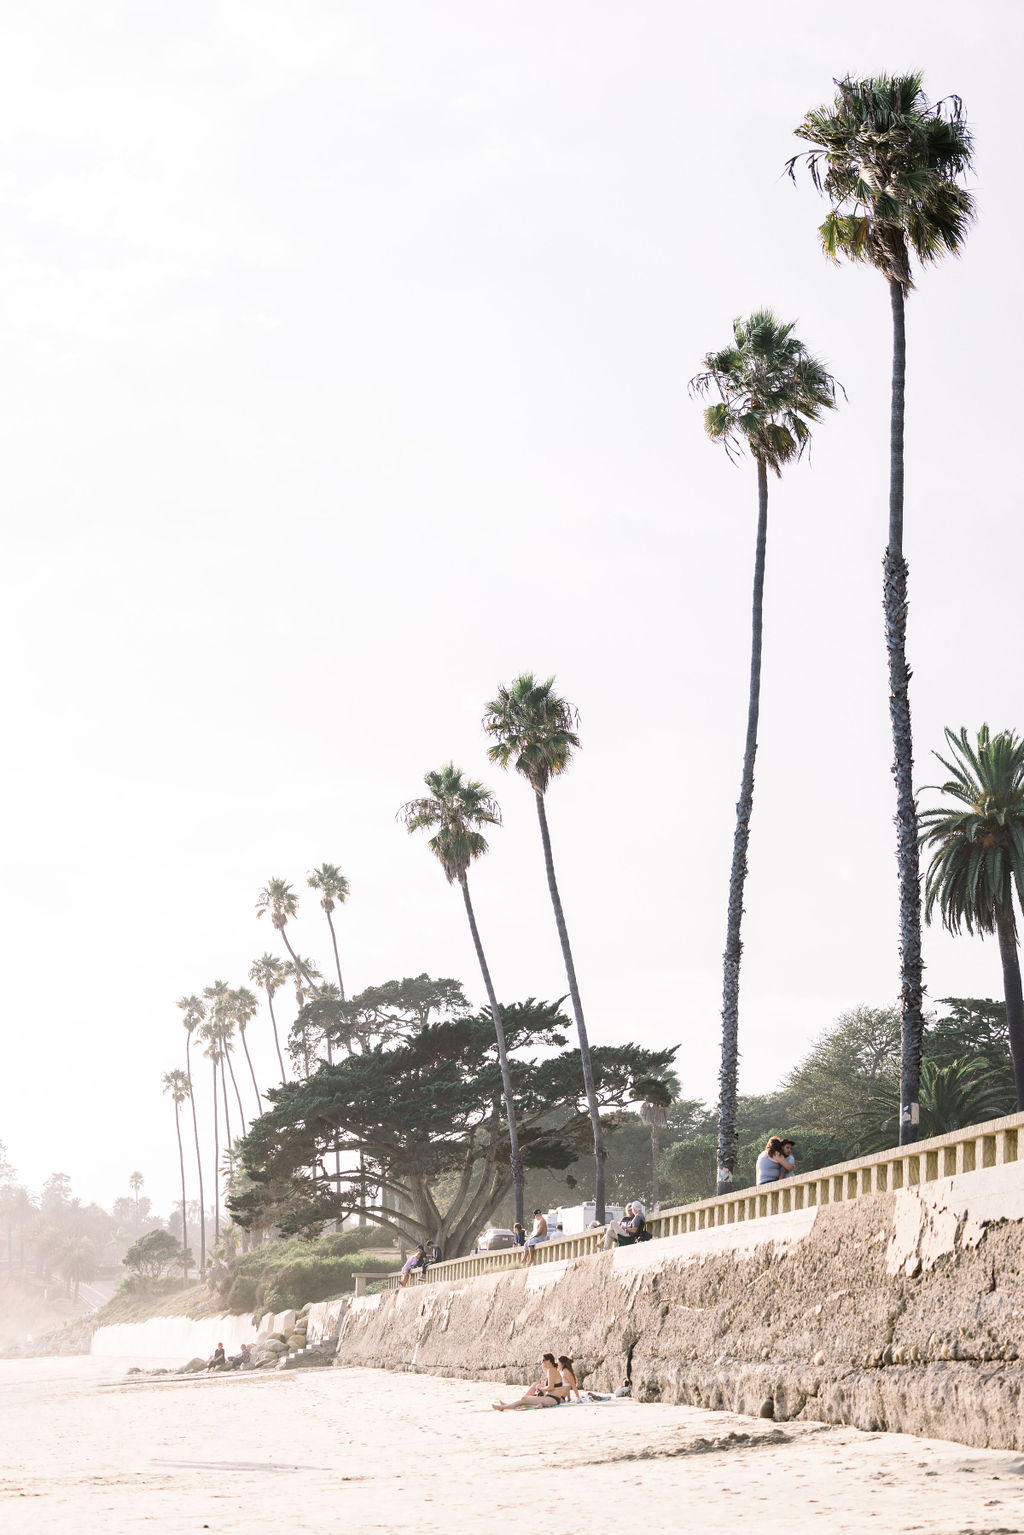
xmin=2 ymin=1357 xmax=1023 ymax=1533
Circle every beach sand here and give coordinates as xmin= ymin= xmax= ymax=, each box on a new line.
xmin=2 ymin=1357 xmax=1022 ymax=1533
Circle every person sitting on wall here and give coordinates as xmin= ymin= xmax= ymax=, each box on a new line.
xmin=602 ymin=1202 xmax=645 ymax=1250
xmin=512 ymin=1223 xmax=527 ymax=1247
xmin=780 ymin=1139 xmax=796 ymax=1176
xmin=756 ymin=1137 xmax=794 ymax=1185
xmin=521 ymin=1209 xmax=548 ymax=1266
xmin=399 ymin=1245 xmax=427 ymax=1287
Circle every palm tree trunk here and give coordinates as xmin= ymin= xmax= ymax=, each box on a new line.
xmin=220 ymin=1057 xmax=233 ymax=1149
xmin=534 ymin=791 xmax=606 ymax=1222
xmin=886 ymin=278 xmax=925 ymax=1146
xmin=267 ymin=994 xmax=287 ymax=1084
xmin=212 ymin=1057 xmax=221 ymax=1242
xmin=460 ymin=876 xmax=524 ymax=1226
xmin=240 ymin=1031 xmax=263 ymax=1116
xmin=174 ymin=1104 xmax=189 ymax=1284
xmin=996 ymin=914 xmax=1024 ymax=1110
xmin=327 ymin=911 xmax=345 ymax=999
xmin=717 ymin=457 xmax=768 ymax=1194
xmin=279 ymin=924 xmax=318 ymax=989
xmin=185 ymin=1033 xmax=206 ymax=1272
xmin=225 ymin=1049 xmax=246 ymax=1136
xmin=323 ymin=912 xmax=347 ymax=1218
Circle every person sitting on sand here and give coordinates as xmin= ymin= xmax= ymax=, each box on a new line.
xmin=550 ymin=1355 xmax=579 ymax=1402
xmin=492 ymin=1354 xmax=563 ymax=1410
xmin=521 ymin=1209 xmax=548 ymax=1266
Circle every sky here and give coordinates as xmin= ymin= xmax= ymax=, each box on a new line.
xmin=1 ymin=0 xmax=1020 ymax=1216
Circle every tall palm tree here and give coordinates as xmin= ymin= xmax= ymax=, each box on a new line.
xmin=399 ymin=763 xmax=525 ymax=1225
xmin=690 ymin=312 xmax=840 ymax=1192
xmin=634 ymin=1076 xmax=673 ymax=1212
xmin=229 ymin=986 xmax=263 ymax=1114
xmin=257 ymin=877 xmax=318 ymax=989
xmin=203 ymin=979 xmax=246 ymax=1136
xmin=249 ymin=953 xmax=288 ymax=1084
xmin=199 ymin=1017 xmax=224 ymax=1240
xmin=483 ymin=674 xmax=607 ymax=1220
xmin=920 ymin=726 xmax=1024 ymax=1108
xmin=162 ymin=1069 xmax=191 ymax=1281
xmin=307 ymin=863 xmax=350 ymax=1002
xmin=175 ymin=994 xmax=207 ymax=1271
xmin=789 ymin=75 xmax=975 ymax=1143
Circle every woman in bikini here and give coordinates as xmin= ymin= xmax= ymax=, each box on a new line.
xmin=491 ymin=1353 xmax=563 ymax=1410
xmin=549 ymin=1355 xmax=578 ymax=1402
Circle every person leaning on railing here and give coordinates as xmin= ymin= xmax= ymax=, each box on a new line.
xmin=756 ymin=1138 xmax=795 ymax=1185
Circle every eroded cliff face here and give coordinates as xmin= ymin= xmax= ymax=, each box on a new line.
xmin=333 ymin=1163 xmax=1024 ymax=1449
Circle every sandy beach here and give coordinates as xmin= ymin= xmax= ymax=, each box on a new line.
xmin=1 ymin=1358 xmax=1022 ymax=1533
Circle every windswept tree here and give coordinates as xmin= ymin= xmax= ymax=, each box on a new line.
xmin=399 ymin=764 xmax=525 ymax=1225
xmin=249 ymin=953 xmax=289 ymax=1084
xmin=691 ymin=312 xmax=840 ymax=1193
xmin=920 ymin=726 xmax=1024 ymax=1108
xmin=483 ymin=674 xmax=607 ymax=1221
xmin=161 ymin=1069 xmax=191 ymax=1280
xmin=175 ymin=994 xmax=207 ymax=1271
xmin=789 ymin=75 xmax=975 ymax=1142
xmin=308 ymin=863 xmax=350 ymax=1003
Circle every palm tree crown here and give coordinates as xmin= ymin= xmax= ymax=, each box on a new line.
xmin=921 ymin=726 xmax=1024 ymax=938
xmin=249 ymin=953 xmax=286 ymax=998
xmin=256 ymin=877 xmax=299 ymax=932
xmin=788 ymin=73 xmax=975 ymax=289
xmin=689 ymin=311 xmax=840 ymax=472
xmin=307 ymin=863 xmax=350 ymax=914
xmin=162 ymin=1069 xmax=191 ymax=1104
xmin=482 ymin=674 xmax=579 ymax=797
xmin=399 ymin=764 xmax=501 ymax=886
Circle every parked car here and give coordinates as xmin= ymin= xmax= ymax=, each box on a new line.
xmin=477 ymin=1227 xmax=516 ymax=1251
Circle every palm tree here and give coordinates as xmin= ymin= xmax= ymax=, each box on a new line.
xmin=634 ymin=1077 xmax=673 ymax=1212
xmin=789 ymin=75 xmax=975 ymax=1143
xmin=249 ymin=954 xmax=289 ymax=1084
xmin=920 ymin=726 xmax=1024 ymax=1108
xmin=128 ymin=1171 xmax=144 ymax=1231
xmin=283 ymin=955 xmax=322 ymax=1010
xmin=199 ymin=1018 xmax=224 ymax=1240
xmin=483 ymin=674 xmax=607 ymax=1220
xmin=399 ymin=763 xmax=525 ymax=1225
xmin=229 ymin=986 xmax=263 ymax=1115
xmin=203 ymin=979 xmax=246 ymax=1137
xmin=307 ymin=863 xmax=350 ymax=1002
xmin=162 ymin=1069 xmax=191 ymax=1281
xmin=690 ymin=313 xmax=840 ymax=1193
xmin=257 ymin=877 xmax=318 ymax=989
xmin=175 ymin=994 xmax=207 ymax=1271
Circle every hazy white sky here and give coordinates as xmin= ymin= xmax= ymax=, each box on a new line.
xmin=1 ymin=1 xmax=1020 ymax=1215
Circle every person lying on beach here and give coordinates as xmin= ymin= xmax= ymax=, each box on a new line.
xmin=492 ymin=1353 xmax=562 ymax=1410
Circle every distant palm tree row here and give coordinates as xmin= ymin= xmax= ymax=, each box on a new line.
xmin=165 ymin=863 xmax=351 ymax=1273
xmin=696 ymin=72 xmax=977 ymax=1191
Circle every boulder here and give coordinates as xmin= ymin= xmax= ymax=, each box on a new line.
xmin=178 ymin=1358 xmax=207 ymax=1374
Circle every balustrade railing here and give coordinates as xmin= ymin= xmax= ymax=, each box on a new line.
xmin=379 ymin=1109 xmax=1024 ymax=1293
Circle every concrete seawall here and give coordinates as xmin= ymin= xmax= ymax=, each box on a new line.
xmin=333 ymin=1159 xmax=1024 ymax=1450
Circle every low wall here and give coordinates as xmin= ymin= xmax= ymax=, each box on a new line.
xmin=333 ymin=1158 xmax=1024 ymax=1450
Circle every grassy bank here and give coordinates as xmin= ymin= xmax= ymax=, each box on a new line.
xmin=94 ymin=1229 xmax=398 ymax=1326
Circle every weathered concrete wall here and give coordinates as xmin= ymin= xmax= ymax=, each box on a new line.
xmin=333 ymin=1161 xmax=1024 ymax=1449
